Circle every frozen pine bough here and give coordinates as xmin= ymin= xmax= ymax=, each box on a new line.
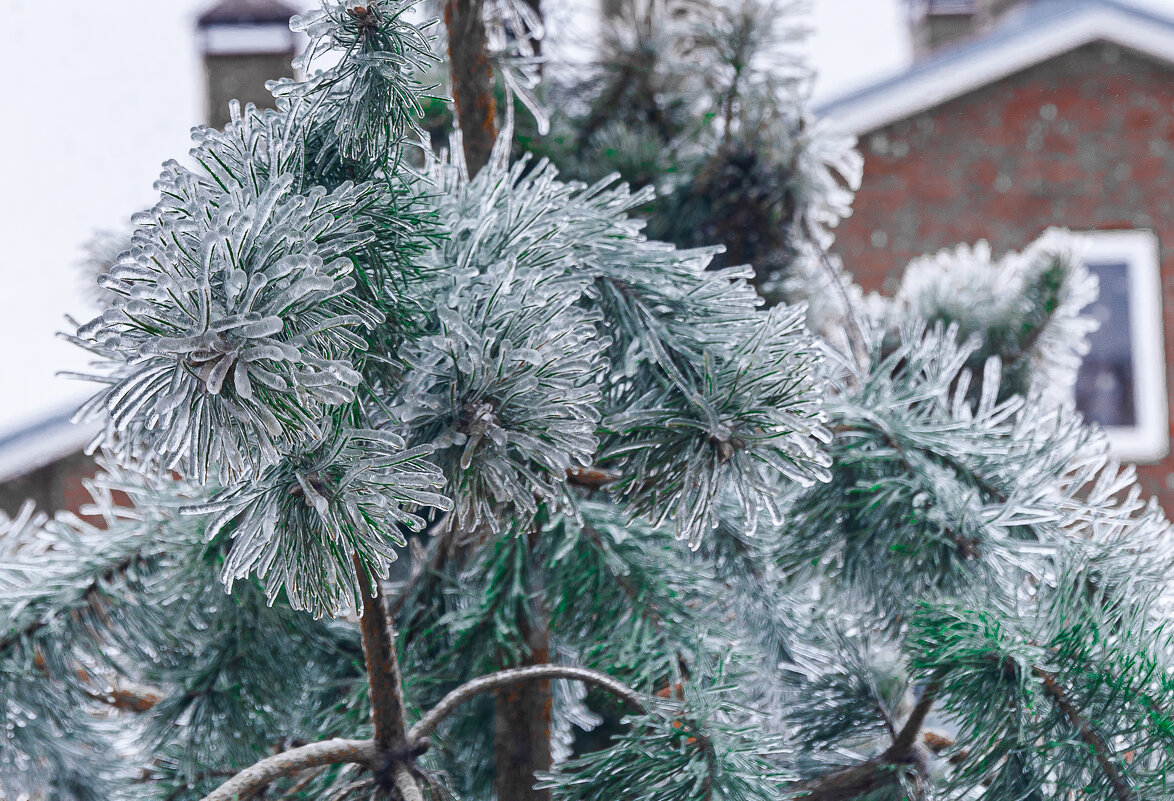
xmin=4 ymin=1 xmax=1173 ymax=800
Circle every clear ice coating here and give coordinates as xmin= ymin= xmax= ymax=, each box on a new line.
xmin=19 ymin=0 xmax=1174 ymax=798
xmin=69 ymin=161 xmax=383 ymax=484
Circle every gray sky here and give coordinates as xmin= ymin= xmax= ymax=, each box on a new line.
xmin=808 ymin=0 xmax=910 ymax=101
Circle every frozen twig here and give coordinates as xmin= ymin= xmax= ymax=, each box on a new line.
xmin=198 ymin=739 xmax=375 ymax=801
xmin=409 ymin=664 xmax=643 ymax=745
xmin=1035 ymin=666 xmax=1135 ymax=801
xmin=791 ymin=681 xmax=939 ymax=801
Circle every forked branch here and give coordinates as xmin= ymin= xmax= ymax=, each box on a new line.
xmin=791 ymin=681 xmax=939 ymax=801
xmin=198 ymin=665 xmax=641 ymax=801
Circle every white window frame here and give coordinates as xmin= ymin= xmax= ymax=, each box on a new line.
xmin=1078 ymin=230 xmax=1168 ymax=462
xmin=200 ymin=24 xmax=296 ymax=56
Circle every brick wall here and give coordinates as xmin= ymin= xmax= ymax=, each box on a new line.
xmin=832 ymin=41 xmax=1174 ymax=504
xmin=0 ymin=452 xmax=99 ymax=519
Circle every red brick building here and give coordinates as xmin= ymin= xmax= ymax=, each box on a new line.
xmin=821 ymin=0 xmax=1174 ymax=506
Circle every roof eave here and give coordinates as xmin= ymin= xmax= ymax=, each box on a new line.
xmin=818 ymin=2 xmax=1174 ymax=136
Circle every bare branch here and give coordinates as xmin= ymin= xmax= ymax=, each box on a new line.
xmin=789 ymin=760 xmax=893 ymax=801
xmin=445 ymin=0 xmax=497 ymax=177
xmin=277 ymin=765 xmax=328 ymax=799
xmin=791 ymin=681 xmax=939 ymax=801
xmin=198 ymin=739 xmax=375 ymax=801
xmin=353 ymin=556 xmax=428 ymax=800
xmin=885 ymin=681 xmax=939 ymax=758
xmin=815 ymin=246 xmax=870 ymax=374
xmin=409 ymin=664 xmax=643 ymax=745
xmin=393 ymin=763 xmax=426 ymax=801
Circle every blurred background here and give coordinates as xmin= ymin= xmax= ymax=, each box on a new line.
xmin=4 ymin=0 xmax=1174 ymax=514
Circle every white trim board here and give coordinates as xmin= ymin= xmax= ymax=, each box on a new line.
xmin=0 ymin=412 xmax=98 ymax=485
xmin=200 ymin=24 xmax=296 ymax=56
xmin=1079 ymin=230 xmax=1169 ymax=463
xmin=818 ymin=1 xmax=1174 ymax=136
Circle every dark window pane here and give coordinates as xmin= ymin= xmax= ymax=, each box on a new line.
xmin=1075 ymin=261 xmax=1136 ymax=427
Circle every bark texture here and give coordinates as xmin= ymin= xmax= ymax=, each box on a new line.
xmin=354 ymin=557 xmax=424 ymax=799
xmin=445 ymin=0 xmax=497 ymax=177
xmin=493 ymin=528 xmax=553 ymax=801
xmin=493 ymin=617 xmax=554 ymax=801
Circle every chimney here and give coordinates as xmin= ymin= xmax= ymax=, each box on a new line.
xmin=197 ymin=0 xmax=298 ymax=128
xmin=910 ymin=0 xmax=1024 ymax=59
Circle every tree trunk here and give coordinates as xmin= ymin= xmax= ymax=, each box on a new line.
xmin=445 ymin=0 xmax=497 ymax=177
xmin=492 ymin=522 xmax=553 ymax=801
xmin=493 ymin=613 xmax=553 ymax=801
xmin=444 ymin=4 xmax=551 ymax=795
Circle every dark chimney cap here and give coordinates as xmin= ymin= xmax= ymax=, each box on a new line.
xmin=197 ymin=0 xmax=297 ymax=27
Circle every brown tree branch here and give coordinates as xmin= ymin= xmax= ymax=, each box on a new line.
xmin=886 ymin=681 xmax=940 ymax=757
xmin=353 ymin=556 xmax=426 ymax=799
xmin=1034 ymin=666 xmax=1135 ymax=801
xmin=200 ymin=560 xmax=431 ymax=801
xmin=408 ymin=664 xmax=643 ymax=744
xmin=495 ymin=527 xmax=555 ymax=801
xmin=198 ymin=739 xmax=375 ymax=801
xmin=445 ymin=0 xmax=497 ymax=177
xmin=789 ymin=760 xmax=895 ymax=801
xmin=354 ymin=559 xmax=412 ymax=755
xmin=791 ymin=681 xmax=939 ymax=801
xmin=393 ymin=763 xmax=427 ymax=801
xmin=277 ymin=765 xmax=328 ymax=799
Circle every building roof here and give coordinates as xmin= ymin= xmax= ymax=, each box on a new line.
xmin=0 ymin=409 xmax=98 ymax=485
xmin=197 ymin=0 xmax=297 ymax=27
xmin=816 ymin=0 xmax=1174 ymax=136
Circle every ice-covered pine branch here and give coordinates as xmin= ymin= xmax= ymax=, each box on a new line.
xmin=5 ymin=0 xmax=1172 ymax=799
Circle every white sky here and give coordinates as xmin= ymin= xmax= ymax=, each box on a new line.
xmin=2 ymin=0 xmax=1174 ymax=439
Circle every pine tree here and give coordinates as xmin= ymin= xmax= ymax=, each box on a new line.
xmin=3 ymin=2 xmax=1173 ymax=801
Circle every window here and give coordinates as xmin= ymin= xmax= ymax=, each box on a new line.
xmin=1073 ymin=230 xmax=1168 ymax=462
